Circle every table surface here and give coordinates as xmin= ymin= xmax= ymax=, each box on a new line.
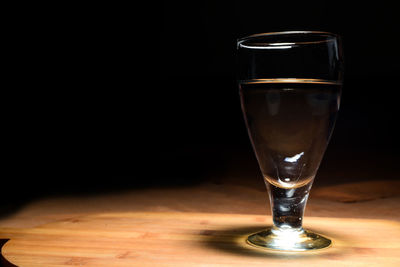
xmin=1 ymin=212 xmax=400 ymax=267
xmin=1 ymin=179 xmax=399 ymax=228
xmin=1 ymin=175 xmax=399 ymax=266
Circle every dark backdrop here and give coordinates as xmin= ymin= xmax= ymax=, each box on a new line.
xmin=157 ymin=0 xmax=399 ymax=185
xmin=2 ymin=1 xmax=399 ymax=208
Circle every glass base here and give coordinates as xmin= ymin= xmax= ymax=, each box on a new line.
xmin=247 ymin=226 xmax=331 ymax=251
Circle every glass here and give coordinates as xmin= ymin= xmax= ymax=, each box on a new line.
xmin=237 ymin=31 xmax=343 ymax=251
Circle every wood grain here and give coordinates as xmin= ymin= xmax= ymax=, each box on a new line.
xmin=1 ymin=212 xmax=400 ymax=266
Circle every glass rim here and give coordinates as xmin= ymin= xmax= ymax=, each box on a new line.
xmin=237 ymin=31 xmax=340 ymax=48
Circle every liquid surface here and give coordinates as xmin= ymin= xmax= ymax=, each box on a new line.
xmin=240 ymin=79 xmax=341 ymax=188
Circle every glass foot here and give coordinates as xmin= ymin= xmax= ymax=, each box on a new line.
xmin=247 ymin=226 xmax=331 ymax=251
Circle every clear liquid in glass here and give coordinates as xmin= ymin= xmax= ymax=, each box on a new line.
xmin=239 ymin=79 xmax=341 ymax=190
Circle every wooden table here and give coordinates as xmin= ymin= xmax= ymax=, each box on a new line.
xmin=1 ymin=212 xmax=400 ymax=266
xmin=1 ymin=179 xmax=399 ymax=266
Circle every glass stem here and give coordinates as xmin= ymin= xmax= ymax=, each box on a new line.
xmin=266 ymin=181 xmax=314 ymax=231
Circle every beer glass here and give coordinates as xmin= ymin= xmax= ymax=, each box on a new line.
xmin=237 ymin=31 xmax=343 ymax=251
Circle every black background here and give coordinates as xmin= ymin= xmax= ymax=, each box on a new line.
xmin=2 ymin=1 xmax=399 ymax=211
